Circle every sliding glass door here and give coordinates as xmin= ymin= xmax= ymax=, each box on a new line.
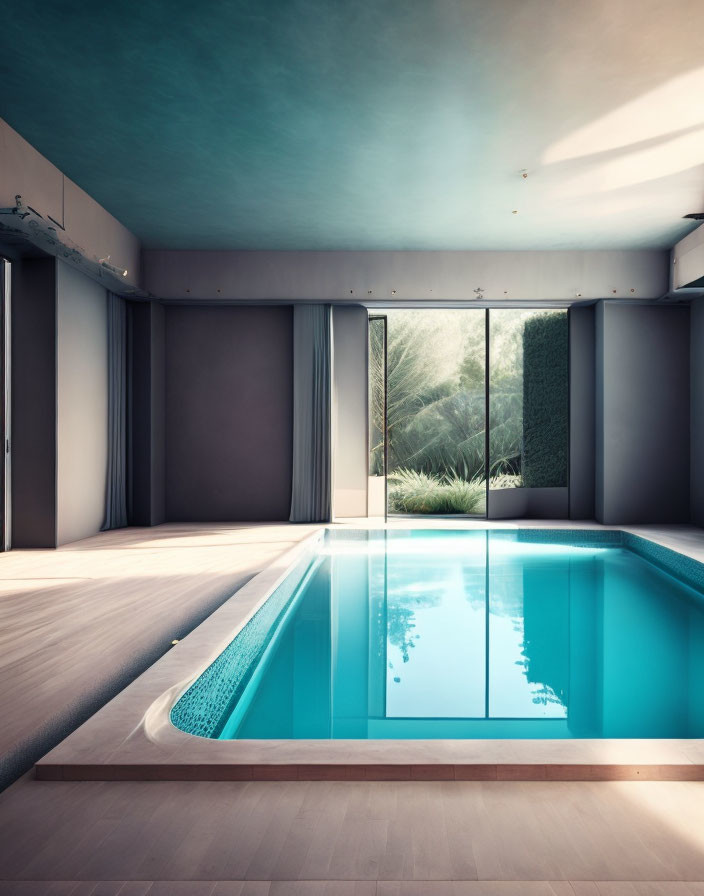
xmin=368 ymin=315 xmax=387 ymax=518
xmin=368 ymin=306 xmax=569 ymax=520
xmin=369 ymin=309 xmax=488 ymax=518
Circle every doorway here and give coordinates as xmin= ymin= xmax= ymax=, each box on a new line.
xmin=369 ymin=309 xmax=488 ymax=518
xmin=368 ymin=307 xmax=570 ymax=520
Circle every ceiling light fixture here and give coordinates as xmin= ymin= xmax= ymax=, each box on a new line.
xmin=98 ymin=255 xmax=128 ymax=278
xmin=1 ymin=196 xmax=137 ymax=290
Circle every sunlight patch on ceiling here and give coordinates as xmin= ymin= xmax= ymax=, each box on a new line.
xmin=543 ymin=66 xmax=704 ymax=164
xmin=553 ymin=128 xmax=704 ymax=199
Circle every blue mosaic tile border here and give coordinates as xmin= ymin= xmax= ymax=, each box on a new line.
xmin=514 ymin=529 xmax=704 ymax=591
xmin=514 ymin=528 xmax=623 ymax=547
xmin=170 ymin=537 xmax=322 ymax=739
xmin=623 ymin=533 xmax=704 ymax=595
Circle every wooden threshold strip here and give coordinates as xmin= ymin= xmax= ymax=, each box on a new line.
xmin=34 ymin=762 xmax=704 ymax=782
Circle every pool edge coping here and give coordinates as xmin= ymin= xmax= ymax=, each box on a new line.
xmin=34 ymin=521 xmax=704 ymax=783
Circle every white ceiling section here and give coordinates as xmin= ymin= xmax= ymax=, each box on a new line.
xmin=527 ymin=59 xmax=704 ymax=249
xmin=1 ymin=0 xmax=704 ymax=253
xmin=447 ymin=0 xmax=704 ymax=252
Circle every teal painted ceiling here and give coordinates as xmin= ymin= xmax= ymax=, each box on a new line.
xmin=1 ymin=0 xmax=703 ymax=250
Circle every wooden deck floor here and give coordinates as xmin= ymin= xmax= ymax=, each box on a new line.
xmin=2 ymin=523 xmax=704 ymax=892
xmin=0 ymin=523 xmax=318 ymax=788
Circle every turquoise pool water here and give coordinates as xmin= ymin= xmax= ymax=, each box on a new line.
xmin=171 ymin=530 xmax=704 ymax=740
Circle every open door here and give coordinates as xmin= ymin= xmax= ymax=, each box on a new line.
xmin=368 ymin=314 xmax=387 ymax=520
xmin=372 ymin=309 xmax=488 ymax=518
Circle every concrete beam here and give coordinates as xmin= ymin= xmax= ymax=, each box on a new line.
xmin=143 ymin=249 xmax=669 ymax=303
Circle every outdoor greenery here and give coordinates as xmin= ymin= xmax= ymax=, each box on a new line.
xmin=489 ymin=472 xmax=522 ymax=490
xmin=522 ymin=312 xmax=569 ymax=487
xmin=387 ymin=469 xmax=486 ymax=515
xmin=368 ymin=317 xmax=387 ymax=476
xmin=369 ymin=309 xmax=568 ymax=514
xmin=370 ymin=311 xmax=487 ymax=482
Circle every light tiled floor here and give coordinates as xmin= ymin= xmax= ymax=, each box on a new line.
xmin=1 ymin=776 xmax=704 ymax=890
xmin=3 ymin=521 xmax=704 ymax=890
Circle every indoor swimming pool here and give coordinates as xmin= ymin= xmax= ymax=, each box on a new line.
xmin=171 ymin=529 xmax=704 ymax=740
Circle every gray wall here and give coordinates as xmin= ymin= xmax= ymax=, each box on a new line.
xmin=488 ymin=487 xmax=568 ymax=520
xmin=151 ymin=303 xmax=166 ymax=523
xmin=129 ymin=301 xmax=165 ymax=526
xmin=11 ymin=256 xmax=57 ymax=547
xmin=164 ymin=306 xmax=293 ymax=521
xmin=691 ymin=299 xmax=704 ymax=525
xmin=596 ymin=302 xmax=690 ymax=525
xmin=595 ymin=302 xmax=605 ymax=523
xmin=56 ymin=262 xmax=108 ymax=545
xmin=569 ymin=305 xmax=596 ymax=519
xmin=332 ymin=306 xmax=368 ymax=518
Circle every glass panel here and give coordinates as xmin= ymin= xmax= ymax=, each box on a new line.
xmin=368 ymin=316 xmax=386 ymax=517
xmin=489 ymin=309 xmax=568 ymax=488
xmin=383 ymin=309 xmax=486 ymax=516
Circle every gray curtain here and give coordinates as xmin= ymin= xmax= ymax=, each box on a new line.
xmin=290 ymin=304 xmax=332 ymax=522
xmin=102 ymin=293 xmax=128 ymax=529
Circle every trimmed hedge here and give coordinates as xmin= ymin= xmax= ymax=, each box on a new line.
xmin=521 ymin=312 xmax=568 ymax=487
